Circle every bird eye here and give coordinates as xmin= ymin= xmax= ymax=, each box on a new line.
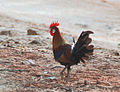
xmin=52 ymin=29 xmax=56 ymax=33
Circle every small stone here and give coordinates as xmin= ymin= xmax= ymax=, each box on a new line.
xmin=44 ymin=71 xmax=48 ymax=74
xmin=28 ymin=59 xmax=35 ymax=65
xmin=48 ymin=76 xmax=57 ymax=80
xmin=0 ymin=31 xmax=11 ymax=35
xmin=29 ymin=40 xmax=40 ymax=44
xmin=84 ymin=80 xmax=89 ymax=85
xmin=114 ymin=51 xmax=119 ymax=56
xmin=20 ymin=59 xmax=35 ymax=65
xmin=15 ymin=41 xmax=19 ymax=44
xmin=96 ymin=80 xmax=100 ymax=84
xmin=27 ymin=29 xmax=39 ymax=35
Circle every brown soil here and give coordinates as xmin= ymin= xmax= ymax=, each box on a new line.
xmin=0 ymin=11 xmax=120 ymax=92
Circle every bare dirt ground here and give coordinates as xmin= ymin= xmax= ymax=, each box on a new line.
xmin=0 ymin=14 xmax=120 ymax=92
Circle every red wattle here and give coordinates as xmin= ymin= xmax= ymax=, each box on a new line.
xmin=50 ymin=30 xmax=54 ymax=36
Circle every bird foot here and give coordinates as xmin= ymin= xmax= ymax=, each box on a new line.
xmin=65 ymin=76 xmax=69 ymax=83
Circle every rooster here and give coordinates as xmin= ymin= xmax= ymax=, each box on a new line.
xmin=49 ymin=22 xmax=94 ymax=82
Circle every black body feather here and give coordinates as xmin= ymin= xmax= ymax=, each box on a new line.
xmin=70 ymin=31 xmax=94 ymax=64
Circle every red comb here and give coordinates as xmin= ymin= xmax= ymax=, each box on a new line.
xmin=50 ymin=22 xmax=59 ymax=28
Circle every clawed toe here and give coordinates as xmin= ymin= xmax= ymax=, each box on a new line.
xmin=65 ymin=77 xmax=69 ymax=83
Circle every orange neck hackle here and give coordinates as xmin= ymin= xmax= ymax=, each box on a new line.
xmin=52 ymin=28 xmax=66 ymax=49
xmin=49 ymin=21 xmax=66 ymax=49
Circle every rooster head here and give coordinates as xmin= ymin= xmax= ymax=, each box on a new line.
xmin=49 ymin=22 xmax=59 ymax=36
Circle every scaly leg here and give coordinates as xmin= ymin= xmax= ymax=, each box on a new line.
xmin=65 ymin=66 xmax=70 ymax=83
xmin=60 ymin=65 xmax=67 ymax=79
